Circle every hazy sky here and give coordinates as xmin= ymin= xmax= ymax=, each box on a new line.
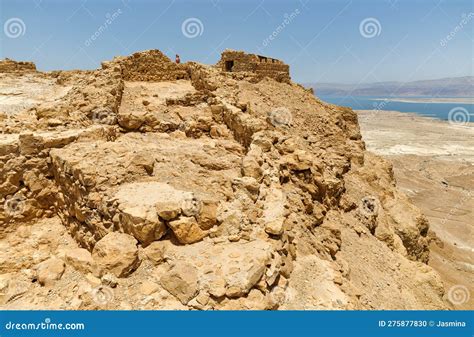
xmin=1 ymin=0 xmax=473 ymax=83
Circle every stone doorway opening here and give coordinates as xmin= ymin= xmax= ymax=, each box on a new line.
xmin=225 ymin=60 xmax=234 ymax=72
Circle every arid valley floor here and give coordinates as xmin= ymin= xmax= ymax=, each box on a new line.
xmin=357 ymin=110 xmax=473 ymax=310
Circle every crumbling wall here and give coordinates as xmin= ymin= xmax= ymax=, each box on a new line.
xmin=31 ymin=67 xmax=124 ymax=129
xmin=255 ymin=60 xmax=290 ymax=83
xmin=0 ymin=59 xmax=36 ymax=73
xmin=0 ymin=127 xmax=117 ymax=237
xmin=218 ymin=50 xmax=259 ymax=72
xmin=104 ymin=49 xmax=189 ymax=82
xmin=217 ymin=50 xmax=290 ymax=83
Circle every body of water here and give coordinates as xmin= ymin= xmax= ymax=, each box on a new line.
xmin=318 ymin=95 xmax=473 ymax=121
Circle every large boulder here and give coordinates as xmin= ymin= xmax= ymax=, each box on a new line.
xmin=92 ymin=232 xmax=140 ymax=277
xmin=114 ymin=183 xmax=171 ymax=246
xmin=35 ymin=257 xmax=65 ymax=286
xmin=64 ymin=248 xmax=98 ymax=275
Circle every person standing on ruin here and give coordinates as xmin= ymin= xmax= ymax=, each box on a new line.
xmin=175 ymin=54 xmax=181 ymax=64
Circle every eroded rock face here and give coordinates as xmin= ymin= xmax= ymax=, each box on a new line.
xmin=0 ymin=126 xmax=117 ymax=233
xmin=0 ymin=49 xmax=450 ymax=310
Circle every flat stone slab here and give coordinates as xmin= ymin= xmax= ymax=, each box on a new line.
xmin=157 ymin=239 xmax=274 ymax=299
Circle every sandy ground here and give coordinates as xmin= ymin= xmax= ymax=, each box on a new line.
xmin=357 ymin=110 xmax=474 ymax=309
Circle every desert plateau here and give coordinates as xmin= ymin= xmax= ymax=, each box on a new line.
xmin=1 ymin=50 xmax=470 ymax=311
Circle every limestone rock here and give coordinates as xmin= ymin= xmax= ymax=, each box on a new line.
xmin=262 ymin=186 xmax=286 ymax=236
xmin=208 ymin=277 xmax=227 ymax=298
xmin=101 ymin=273 xmax=118 ymax=288
xmin=155 ymin=201 xmax=181 ymax=221
xmin=36 ymin=257 xmax=65 ymax=286
xmin=160 ymin=262 xmax=199 ymax=304
xmin=196 ymin=200 xmax=218 ymax=230
xmin=0 ymin=50 xmax=454 ymax=311
xmin=92 ymin=233 xmax=140 ymax=278
xmin=162 ymin=240 xmax=273 ymax=300
xmin=114 ymin=182 xmax=180 ymax=245
xmin=140 ymin=280 xmax=160 ymax=295
xmin=143 ymin=241 xmax=166 ymax=265
xmin=168 ymin=216 xmax=207 ymax=244
xmin=64 ymin=248 xmax=97 ymax=274
xmin=118 ymin=111 xmax=145 ymax=130
xmin=242 ymin=153 xmax=262 ymax=179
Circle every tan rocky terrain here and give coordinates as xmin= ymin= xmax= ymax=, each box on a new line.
xmin=0 ymin=50 xmax=453 ymax=310
xmin=357 ymin=110 xmax=473 ymax=310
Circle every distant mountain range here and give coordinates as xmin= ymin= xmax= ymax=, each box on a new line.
xmin=305 ymin=76 xmax=473 ymax=97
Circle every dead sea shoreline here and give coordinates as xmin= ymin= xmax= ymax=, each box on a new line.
xmin=356 ymin=110 xmax=474 ymax=161
xmin=373 ymin=97 xmax=474 ymax=104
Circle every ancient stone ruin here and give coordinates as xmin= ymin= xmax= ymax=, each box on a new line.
xmin=103 ymin=49 xmax=189 ymax=82
xmin=217 ymin=49 xmax=291 ymax=83
xmin=0 ymin=58 xmax=36 ymax=73
xmin=0 ymin=50 xmax=448 ymax=310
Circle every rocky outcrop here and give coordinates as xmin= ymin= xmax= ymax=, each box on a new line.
xmin=0 ymin=50 xmax=450 ymax=310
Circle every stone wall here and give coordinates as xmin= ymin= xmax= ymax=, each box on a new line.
xmin=103 ymin=49 xmax=189 ymax=82
xmin=217 ymin=50 xmax=290 ymax=83
xmin=0 ymin=59 xmax=36 ymax=73
xmin=0 ymin=126 xmax=116 ymax=236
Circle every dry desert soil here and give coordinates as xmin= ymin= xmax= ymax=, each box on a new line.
xmin=357 ymin=110 xmax=473 ymax=310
